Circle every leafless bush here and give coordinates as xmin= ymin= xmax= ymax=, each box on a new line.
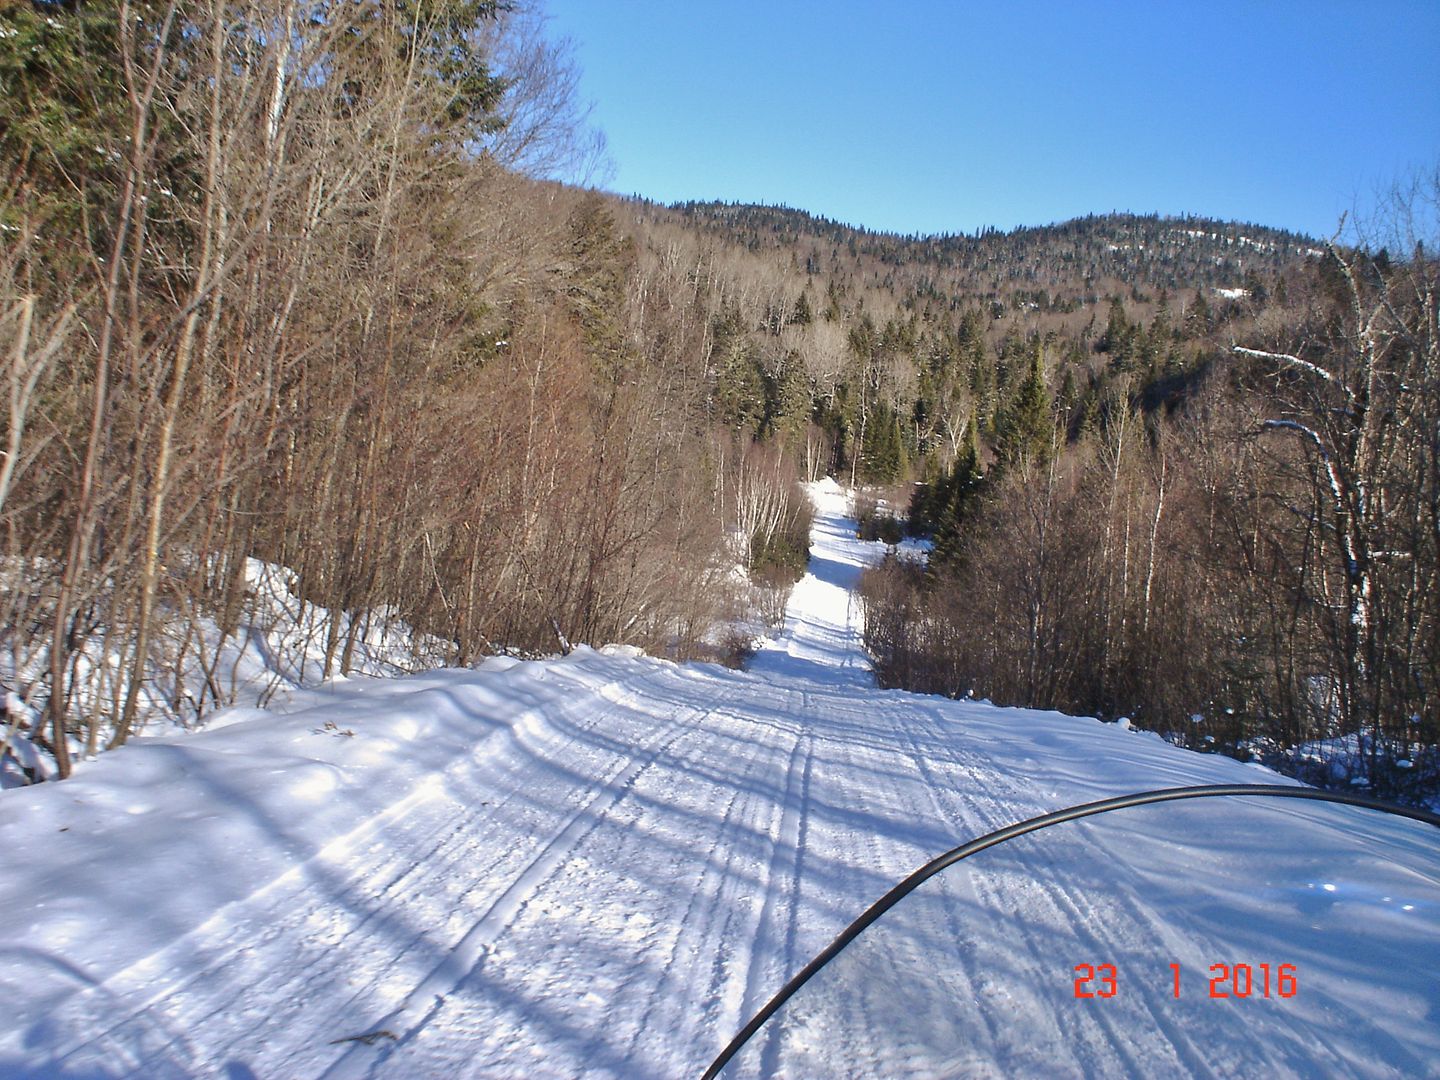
xmin=851 ymin=489 xmax=905 ymax=544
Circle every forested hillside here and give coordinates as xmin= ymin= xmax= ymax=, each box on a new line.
xmin=616 ymin=198 xmax=1329 ymax=480
xmin=672 ymin=201 xmax=1318 ymax=306
xmin=0 ymin=0 xmax=814 ymax=779
xmin=2 ymin=1 xmax=1436 ymax=803
xmin=613 ymin=195 xmax=1438 ymax=805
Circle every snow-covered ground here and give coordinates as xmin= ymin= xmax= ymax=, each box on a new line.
xmin=1 ymin=558 xmax=456 ymax=787
xmin=1 ymin=480 xmax=1436 ymax=1078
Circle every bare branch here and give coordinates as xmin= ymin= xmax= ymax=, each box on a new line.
xmin=1233 ymin=346 xmax=1356 ymax=403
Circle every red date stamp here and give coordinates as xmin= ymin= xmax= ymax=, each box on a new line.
xmin=1073 ymin=963 xmax=1297 ymax=999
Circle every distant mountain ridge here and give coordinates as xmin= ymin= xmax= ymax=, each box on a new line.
xmin=641 ymin=200 xmax=1321 ymax=313
xmin=668 ymin=200 xmax=1319 ymax=257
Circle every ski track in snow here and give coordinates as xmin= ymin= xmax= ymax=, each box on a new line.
xmin=1 ymin=478 xmax=1437 ymax=1078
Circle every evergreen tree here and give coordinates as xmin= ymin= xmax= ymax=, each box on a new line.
xmin=861 ymin=405 xmax=907 ymax=483
xmin=930 ymin=422 xmax=985 ymax=569
xmin=906 ymin=454 xmax=945 ymax=535
xmin=1242 ymin=268 xmax=1269 ymax=307
xmin=992 ymin=345 xmax=1053 ymax=471
xmin=0 ymin=2 xmax=186 ymax=259
xmin=716 ymin=345 xmax=766 ymax=434
xmin=416 ymin=1 xmax=512 ymax=138
xmin=564 ymin=196 xmax=636 ymax=364
xmin=710 ymin=310 xmax=766 ymax=433
xmin=759 ymin=350 xmax=809 ymax=442
xmin=792 ymin=290 xmax=813 ymax=325
xmin=1183 ymin=291 xmax=1211 ymax=338
xmin=963 ymin=311 xmax=996 ymax=424
xmin=1149 ymin=296 xmax=1173 ymax=353
xmin=995 ymin=328 xmax=1028 ymax=396
xmin=1097 ymin=297 xmax=1130 ymax=354
xmin=1057 ymin=366 xmax=1079 ymax=431
xmin=1074 ymin=381 xmax=1101 ymax=440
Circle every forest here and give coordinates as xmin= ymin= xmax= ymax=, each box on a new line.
xmin=2 ymin=0 xmax=1436 ymax=803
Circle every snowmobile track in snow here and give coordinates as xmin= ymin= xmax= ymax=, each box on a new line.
xmin=2 ymin=479 xmax=1437 ymax=1079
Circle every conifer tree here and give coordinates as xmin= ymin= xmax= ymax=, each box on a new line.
xmin=759 ymin=350 xmax=809 ymax=443
xmin=716 ymin=341 xmax=767 ymax=435
xmin=1184 ymin=291 xmax=1211 ymax=338
xmin=862 ymin=406 xmax=907 ymax=483
xmin=963 ymin=312 xmax=995 ymax=425
xmin=1098 ymin=297 xmax=1129 ymax=354
xmin=1058 ymin=367 xmax=1079 ymax=431
xmin=929 ymin=421 xmax=985 ymax=569
xmin=792 ymin=290 xmax=813 ymax=325
xmin=992 ymin=345 xmax=1053 ymax=471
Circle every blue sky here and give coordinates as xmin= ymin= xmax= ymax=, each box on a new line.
xmin=542 ymin=0 xmax=1440 ymax=240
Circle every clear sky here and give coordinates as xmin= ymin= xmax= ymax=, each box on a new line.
xmin=541 ymin=0 xmax=1440 ymax=240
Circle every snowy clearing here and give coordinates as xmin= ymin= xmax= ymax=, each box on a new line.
xmin=1 ymin=480 xmax=1436 ymax=1078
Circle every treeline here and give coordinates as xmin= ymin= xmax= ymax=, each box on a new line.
xmin=0 ymin=0 xmax=809 ymax=777
xmin=6 ymin=1 xmax=1430 ymax=799
xmin=627 ymin=197 xmax=1286 ymax=500
xmin=861 ymin=228 xmax=1440 ymax=805
xmin=664 ymin=201 xmax=1316 ymax=321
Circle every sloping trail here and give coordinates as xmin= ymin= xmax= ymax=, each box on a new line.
xmin=1 ymin=481 xmax=1436 ymax=1078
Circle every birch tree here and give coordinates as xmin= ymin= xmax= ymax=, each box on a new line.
xmin=1234 ymin=225 xmax=1438 ymax=765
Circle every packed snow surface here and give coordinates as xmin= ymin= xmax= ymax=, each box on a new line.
xmin=1 ymin=479 xmax=1436 ymax=1078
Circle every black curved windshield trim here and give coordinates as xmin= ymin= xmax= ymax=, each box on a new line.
xmin=702 ymin=783 xmax=1440 ymax=1079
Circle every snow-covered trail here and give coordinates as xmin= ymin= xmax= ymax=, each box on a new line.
xmin=746 ymin=485 xmax=876 ymax=689
xmin=1 ymin=481 xmax=1437 ymax=1078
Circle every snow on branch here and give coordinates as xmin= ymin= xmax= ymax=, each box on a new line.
xmin=1262 ymin=419 xmax=1339 ymax=486
xmin=1233 ymin=347 xmax=1356 ymax=403
xmin=1262 ymin=419 xmax=1347 ymax=513
xmin=1262 ymin=419 xmax=1361 ymax=584
xmin=1262 ymin=417 xmax=1325 ymax=443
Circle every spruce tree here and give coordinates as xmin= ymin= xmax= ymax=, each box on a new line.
xmin=717 ymin=342 xmax=767 ymax=435
xmin=862 ymin=406 xmax=907 ymax=483
xmin=1058 ymin=367 xmax=1079 ymax=432
xmin=993 ymin=345 xmax=1053 ymax=472
xmin=1098 ymin=297 xmax=1129 ymax=354
xmin=971 ymin=355 xmax=995 ymax=425
xmin=792 ymin=290 xmax=813 ymax=325
xmin=931 ymin=422 xmax=985 ymax=569
xmin=1184 ymin=291 xmax=1211 ymax=338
